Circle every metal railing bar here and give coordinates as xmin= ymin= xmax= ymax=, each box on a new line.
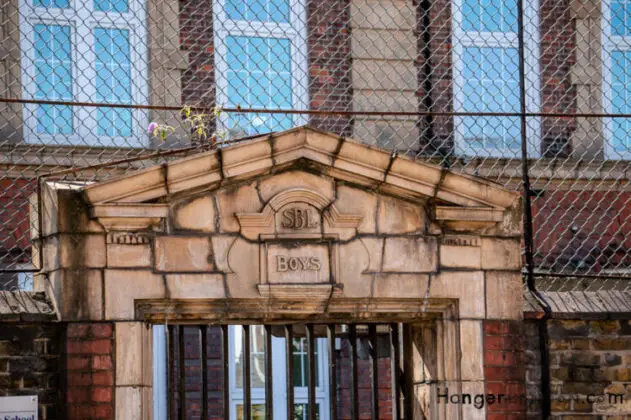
xmin=402 ymin=324 xmax=412 ymax=420
xmin=306 ymin=324 xmax=316 ymax=420
xmin=201 ymin=325 xmax=208 ymax=420
xmin=243 ymin=325 xmax=251 ymax=420
xmin=4 ymin=97 xmax=631 ymax=119
xmin=264 ymin=324 xmax=274 ymax=420
xmin=178 ymin=326 xmax=186 ymax=420
xmin=349 ymin=324 xmax=359 ymax=420
xmin=327 ymin=324 xmax=338 ymax=420
xmin=222 ymin=324 xmax=230 ymax=420
xmin=285 ymin=325 xmax=295 ymax=420
xmin=369 ymin=324 xmax=379 ymax=420
xmin=167 ymin=325 xmax=174 ymax=420
xmin=390 ymin=323 xmax=402 ymax=420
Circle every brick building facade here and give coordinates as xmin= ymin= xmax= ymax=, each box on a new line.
xmin=0 ymin=0 xmax=630 ymax=419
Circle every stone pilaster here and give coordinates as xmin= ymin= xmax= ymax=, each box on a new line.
xmin=147 ymin=0 xmax=189 ymax=146
xmin=350 ymin=0 xmax=419 ymax=148
xmin=569 ymin=0 xmax=603 ymax=159
xmin=114 ymin=322 xmax=153 ymax=420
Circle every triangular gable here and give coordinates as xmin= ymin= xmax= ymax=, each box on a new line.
xmin=81 ymin=126 xmax=519 ymax=230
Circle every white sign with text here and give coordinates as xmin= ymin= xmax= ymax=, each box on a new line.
xmin=0 ymin=395 xmax=37 ymax=420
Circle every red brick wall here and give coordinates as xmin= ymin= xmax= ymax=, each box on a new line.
xmin=307 ymin=0 xmax=353 ymax=136
xmin=336 ymin=339 xmax=393 ymax=419
xmin=179 ymin=0 xmax=216 ymax=108
xmin=532 ymin=190 xmax=631 ymax=272
xmin=484 ymin=320 xmax=528 ymax=420
xmin=539 ymin=0 xmax=576 ymax=157
xmin=65 ymin=323 xmax=115 ymax=420
xmin=0 ymin=178 xmax=36 ymax=265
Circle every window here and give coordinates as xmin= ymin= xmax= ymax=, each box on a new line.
xmin=213 ymin=0 xmax=308 ymax=137
xmin=19 ymin=0 xmax=148 ymax=146
xmin=603 ymin=0 xmax=631 ymax=158
xmin=230 ymin=326 xmax=329 ymax=420
xmin=452 ymin=0 xmax=540 ymax=157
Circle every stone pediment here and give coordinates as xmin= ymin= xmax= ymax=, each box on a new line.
xmin=82 ymin=126 xmax=519 ymax=233
xmin=36 ymin=125 xmax=523 ymax=322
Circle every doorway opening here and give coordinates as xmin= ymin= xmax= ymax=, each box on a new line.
xmin=152 ymin=323 xmax=414 ymax=420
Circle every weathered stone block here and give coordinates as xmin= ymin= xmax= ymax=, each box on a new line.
xmin=351 ymin=29 xmax=416 ymax=60
xmin=60 ymin=234 xmax=107 ymax=268
xmin=215 ymin=183 xmax=262 ymax=232
xmin=430 ymin=271 xmax=485 ymax=318
xmin=382 ymin=237 xmax=437 ymax=272
xmin=104 ymin=270 xmax=164 ymax=319
xmin=60 ymin=269 xmax=103 ymax=321
xmin=439 ymin=244 xmax=481 ymax=269
xmin=172 ymin=195 xmax=216 ymax=232
xmin=459 ymin=320 xmax=484 ymax=381
xmin=258 ymin=171 xmax=335 ymax=203
xmin=115 ymin=386 xmax=143 ymax=420
xmin=154 ymin=236 xmax=214 ymax=272
xmin=485 ymin=271 xmax=523 ymax=320
xmin=377 ymin=196 xmax=426 ymax=234
xmin=165 ymin=274 xmax=226 ymax=299
xmin=115 ymin=322 xmax=151 ymax=386
xmin=352 ymin=60 xmax=417 ymax=91
xmin=226 ymin=238 xmax=260 ymax=298
xmin=372 ymin=274 xmax=429 ymax=298
xmin=353 ymin=118 xmax=420 ymax=150
xmin=351 ymin=0 xmax=416 ymax=30
xmin=353 ymin=90 xmax=417 ymax=113
xmin=480 ymin=238 xmax=521 ymax=270
xmin=107 ymin=244 xmax=151 ymax=268
xmin=338 ymin=240 xmax=371 ymax=297
xmin=334 ymin=185 xmax=378 ymax=233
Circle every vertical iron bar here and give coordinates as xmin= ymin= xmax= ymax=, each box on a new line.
xmin=306 ymin=324 xmax=316 ymax=420
xmin=516 ymin=0 xmax=552 ymax=416
xmin=369 ymin=324 xmax=379 ymax=420
xmin=390 ymin=323 xmax=401 ymax=420
xmin=243 ymin=325 xmax=251 ymax=420
xmin=402 ymin=324 xmax=413 ymax=420
xmin=178 ymin=326 xmax=186 ymax=420
xmin=419 ymin=0 xmax=436 ymax=150
xmin=349 ymin=324 xmax=359 ymax=420
xmin=167 ymin=326 xmax=174 ymax=420
xmin=327 ymin=325 xmax=338 ymax=420
xmin=265 ymin=325 xmax=274 ymax=420
xmin=222 ymin=325 xmax=230 ymax=420
xmin=201 ymin=326 xmax=208 ymax=420
xmin=285 ymin=325 xmax=295 ymax=420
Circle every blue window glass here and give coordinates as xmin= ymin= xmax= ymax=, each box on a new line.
xmin=462 ymin=47 xmax=520 ymax=151
xmin=94 ymin=0 xmax=128 ymax=12
xmin=34 ymin=24 xmax=73 ymax=135
xmin=611 ymin=51 xmax=631 ymax=151
xmin=33 ymin=0 xmax=69 ymax=8
xmin=225 ymin=36 xmax=293 ymax=135
xmin=461 ymin=0 xmax=517 ymax=33
xmin=94 ymin=28 xmax=132 ymax=137
xmin=226 ymin=0 xmax=290 ymax=23
xmin=611 ymin=0 xmax=631 ymax=36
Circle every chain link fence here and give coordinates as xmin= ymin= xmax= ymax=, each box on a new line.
xmin=0 ymin=0 xmax=630 ymax=297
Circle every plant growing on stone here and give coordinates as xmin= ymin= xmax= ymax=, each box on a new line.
xmin=148 ymin=105 xmax=227 ymax=145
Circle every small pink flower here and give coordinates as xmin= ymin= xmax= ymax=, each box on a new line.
xmin=147 ymin=121 xmax=158 ymax=134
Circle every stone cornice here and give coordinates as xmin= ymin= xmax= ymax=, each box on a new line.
xmin=81 ymin=126 xmax=519 ymax=210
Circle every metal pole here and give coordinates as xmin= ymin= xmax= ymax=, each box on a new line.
xmin=516 ymin=0 xmax=552 ymax=418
